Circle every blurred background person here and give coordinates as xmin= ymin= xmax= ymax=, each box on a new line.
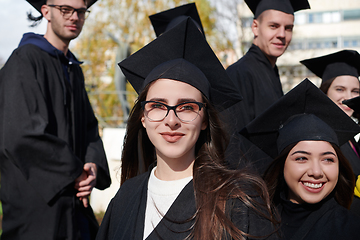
xmin=0 ymin=0 xmax=111 ymax=239
xmin=224 ymin=0 xmax=310 ymax=173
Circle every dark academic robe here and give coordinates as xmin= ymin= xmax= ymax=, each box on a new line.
xmin=96 ymin=170 xmax=278 ymax=240
xmin=0 ymin=43 xmax=111 ymax=239
xmin=225 ymin=44 xmax=283 ymax=132
xmin=279 ymin=196 xmax=360 ymax=240
xmin=341 ymin=140 xmax=360 ymax=216
xmin=222 ymin=44 xmax=283 ymax=173
xmin=224 ymin=131 xmax=274 ymax=174
xmin=341 ymin=140 xmax=360 ymax=176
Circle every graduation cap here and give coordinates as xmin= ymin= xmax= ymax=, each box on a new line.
xmin=119 ymin=17 xmax=242 ymax=110
xmin=245 ymin=0 xmax=310 ymax=18
xmin=300 ymin=50 xmax=360 ymax=84
xmin=149 ymin=3 xmax=205 ymax=37
xmin=241 ymin=79 xmax=360 ymax=159
xmin=26 ymin=0 xmax=98 ymax=14
xmin=343 ymin=96 xmax=360 ymax=116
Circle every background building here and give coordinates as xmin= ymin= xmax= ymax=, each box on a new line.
xmin=236 ymin=0 xmax=360 ymax=92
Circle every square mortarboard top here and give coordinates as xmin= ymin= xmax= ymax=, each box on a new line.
xmin=300 ymin=50 xmax=360 ymax=84
xmin=240 ymin=79 xmax=360 ymax=159
xmin=26 ymin=0 xmax=98 ymax=14
xmin=118 ymin=17 xmax=242 ymax=110
xmin=149 ymin=2 xmax=205 ymax=37
xmin=245 ymin=0 xmax=310 ymax=18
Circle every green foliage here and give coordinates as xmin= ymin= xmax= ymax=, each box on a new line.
xmin=74 ymin=0 xmax=233 ymax=127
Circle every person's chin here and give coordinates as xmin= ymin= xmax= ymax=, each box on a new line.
xmin=345 ymin=110 xmax=354 ymax=117
xmin=65 ymin=33 xmax=80 ymax=41
xmin=271 ymin=49 xmax=286 ymax=58
xmin=64 ymin=29 xmax=81 ymax=39
xmin=339 ymin=105 xmax=354 ymax=117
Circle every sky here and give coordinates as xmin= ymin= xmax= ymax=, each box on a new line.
xmin=0 ymin=1 xmax=49 ymax=62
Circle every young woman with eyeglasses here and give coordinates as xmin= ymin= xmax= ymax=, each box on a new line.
xmin=95 ymin=18 xmax=278 ymax=240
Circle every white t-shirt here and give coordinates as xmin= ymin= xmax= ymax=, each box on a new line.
xmin=143 ymin=167 xmax=193 ymax=239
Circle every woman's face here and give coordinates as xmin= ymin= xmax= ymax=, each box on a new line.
xmin=141 ymin=79 xmax=207 ymax=162
xmin=284 ymin=141 xmax=339 ymax=204
xmin=326 ymin=75 xmax=360 ymax=117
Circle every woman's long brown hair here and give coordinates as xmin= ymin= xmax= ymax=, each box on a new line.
xmin=120 ymin=81 xmax=278 ymax=239
xmin=319 ymin=77 xmax=336 ymax=95
xmin=264 ymin=142 xmax=355 ymax=209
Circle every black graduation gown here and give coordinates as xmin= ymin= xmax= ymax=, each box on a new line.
xmin=225 ymin=44 xmax=283 ymax=132
xmin=96 ymin=170 xmax=278 ymax=240
xmin=279 ymin=197 xmax=360 ymax=240
xmin=341 ymin=140 xmax=360 ymax=176
xmin=0 ymin=44 xmax=111 ymax=239
xmin=224 ymin=131 xmax=274 ymax=174
xmin=222 ymin=44 xmax=283 ymax=173
xmin=341 ymin=140 xmax=360 ymax=216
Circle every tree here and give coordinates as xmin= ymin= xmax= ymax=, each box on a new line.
xmin=74 ymin=0 xmax=233 ymax=127
xmin=212 ymin=0 xmax=247 ymax=58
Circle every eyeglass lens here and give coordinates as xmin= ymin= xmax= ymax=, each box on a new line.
xmin=143 ymin=102 xmax=202 ymax=122
xmin=52 ymin=5 xmax=90 ymax=20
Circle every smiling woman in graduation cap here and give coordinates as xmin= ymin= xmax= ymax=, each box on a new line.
xmin=95 ymin=18 xmax=279 ymax=240
xmin=241 ymin=79 xmax=360 ymax=239
xmin=301 ymin=50 xmax=360 ymax=118
xmin=301 ymin=50 xmax=360 ymax=216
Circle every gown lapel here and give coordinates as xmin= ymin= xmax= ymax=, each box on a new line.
xmin=146 ymin=180 xmax=196 ymax=240
xmin=112 ymin=174 xmax=196 ymax=240
xmin=112 ymin=173 xmax=148 ymax=240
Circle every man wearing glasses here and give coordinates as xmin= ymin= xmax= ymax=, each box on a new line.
xmin=0 ymin=0 xmax=111 ymax=239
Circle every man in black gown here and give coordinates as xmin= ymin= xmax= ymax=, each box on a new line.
xmin=0 ymin=0 xmax=111 ymax=239
xmin=226 ymin=0 xmax=310 ymax=130
xmin=224 ymin=0 xmax=310 ymax=172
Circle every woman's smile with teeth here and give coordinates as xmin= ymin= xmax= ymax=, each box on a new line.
xmin=303 ymin=182 xmax=323 ymax=189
